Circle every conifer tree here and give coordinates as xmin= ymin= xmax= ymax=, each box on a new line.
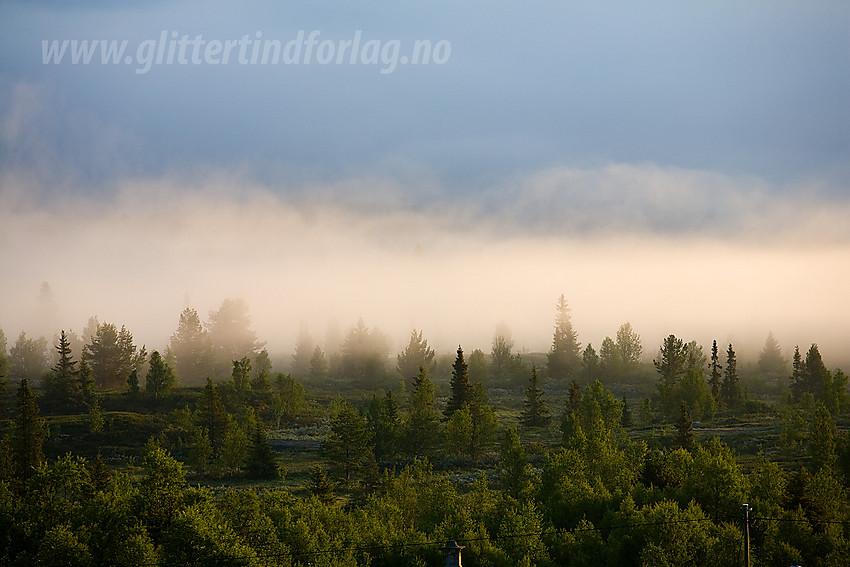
xmin=309 ymin=465 xmax=334 ymax=503
xmin=708 ymin=340 xmax=722 ymax=406
xmin=757 ymin=331 xmax=786 ymax=375
xmin=803 ymin=344 xmax=830 ymax=401
xmin=404 ymin=366 xmax=441 ymax=458
xmin=324 ymin=402 xmax=371 ymax=484
xmin=77 ymin=355 xmax=96 ymax=407
xmin=655 ymin=334 xmax=688 ymax=413
xmin=790 ymin=345 xmax=804 ymax=400
xmin=146 ymin=351 xmax=176 ymax=401
xmin=12 ymin=378 xmax=46 ymax=484
xmin=246 ymin=423 xmax=279 ymax=479
xmin=547 ymin=294 xmax=581 ymax=381
xmin=445 ymin=346 xmax=471 ymax=418
xmin=521 ymin=365 xmax=550 ymax=427
xmin=620 ymin=396 xmax=633 ymax=428
xmin=196 ymin=378 xmax=229 ymax=457
xmin=309 ymin=344 xmax=328 ymax=380
xmin=676 ymin=401 xmax=694 ymax=450
xmin=48 ymin=330 xmax=78 ymax=406
xmin=396 ymin=329 xmax=435 ymax=384
xmin=721 ymin=343 xmax=742 ymax=409
xmin=169 ymin=307 xmax=210 ymax=385
xmin=126 ymin=368 xmax=141 ymax=398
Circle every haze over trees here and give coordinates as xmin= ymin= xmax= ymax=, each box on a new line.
xmin=0 ymin=292 xmax=848 ymax=565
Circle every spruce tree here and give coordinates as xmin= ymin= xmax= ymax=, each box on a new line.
xmin=620 ymin=396 xmax=633 ymax=428
xmin=48 ymin=330 xmax=78 ymax=407
xmin=547 ymin=294 xmax=581 ymax=381
xmin=396 ymin=329 xmax=435 ymax=384
xmin=790 ymin=346 xmax=804 ymax=400
xmin=757 ymin=331 xmax=786 ymax=375
xmin=521 ymin=365 xmax=550 ymax=427
xmin=12 ymin=378 xmax=46 ymax=484
xmin=196 ymin=378 xmax=229 ymax=457
xmin=676 ymin=401 xmax=694 ymax=450
xmin=405 ymin=366 xmax=440 ymax=458
xmin=708 ymin=340 xmax=722 ymax=405
xmin=445 ymin=346 xmax=471 ymax=418
xmin=246 ymin=423 xmax=279 ymax=479
xmin=721 ymin=343 xmax=742 ymax=409
xmin=146 ymin=351 xmax=176 ymax=401
xmin=77 ymin=355 xmax=96 ymax=407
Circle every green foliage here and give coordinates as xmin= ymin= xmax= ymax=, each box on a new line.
xmin=547 ymin=294 xmax=581 ymax=381
xmin=207 ymin=298 xmax=265 ymax=378
xmin=272 ymin=372 xmax=305 ymax=427
xmin=246 ymin=423 xmax=280 ymax=480
xmin=136 ymin=443 xmax=185 ymax=539
xmin=654 ymin=334 xmax=688 ymax=414
xmin=445 ymin=346 xmax=471 ymax=418
xmin=757 ymin=330 xmax=786 ymax=375
xmin=339 ymin=318 xmax=390 ymax=386
xmin=403 ymin=366 xmax=441 ymax=459
xmin=161 ymin=501 xmax=261 ymax=566
xmin=721 ymin=343 xmax=742 ymax=409
xmin=499 ymin=427 xmax=532 ymax=500
xmin=521 ymin=365 xmax=550 ymax=427
xmin=396 ymin=329 xmax=435 ymax=384
xmin=9 ymin=331 xmax=49 ymax=382
xmin=12 ymin=378 xmax=46 ymax=485
xmin=169 ymin=307 xmax=211 ymax=385
xmin=145 ymin=350 xmax=176 ymax=401
xmin=84 ymin=322 xmax=145 ymax=389
xmin=324 ymin=402 xmax=371 ymax=484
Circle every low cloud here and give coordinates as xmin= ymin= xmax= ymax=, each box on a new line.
xmin=1 ymin=165 xmax=848 ymax=367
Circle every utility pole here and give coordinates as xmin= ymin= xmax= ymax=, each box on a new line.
xmin=742 ymin=503 xmax=750 ymax=567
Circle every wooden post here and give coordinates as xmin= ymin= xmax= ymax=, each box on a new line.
xmin=742 ymin=503 xmax=750 ymax=567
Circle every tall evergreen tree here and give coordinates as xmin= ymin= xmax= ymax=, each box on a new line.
xmin=654 ymin=334 xmax=688 ymax=413
xmin=324 ymin=402 xmax=371 ymax=484
xmin=84 ymin=322 xmax=145 ymax=389
xmin=521 ymin=365 xmax=550 ymax=427
xmin=12 ymin=378 xmax=46 ymax=484
xmin=77 ymin=355 xmax=96 ymax=407
xmin=405 ymin=366 xmax=441 ymax=458
xmin=490 ymin=323 xmax=514 ymax=384
xmin=169 ymin=307 xmax=211 ymax=385
xmin=196 ymin=378 xmax=229 ymax=457
xmin=757 ymin=331 xmax=786 ymax=375
xmin=47 ymin=330 xmax=78 ymax=407
xmin=445 ymin=346 xmax=471 ymax=417
xmin=246 ymin=423 xmax=279 ymax=479
xmin=803 ymin=344 xmax=830 ymax=401
xmin=721 ymin=343 xmax=742 ymax=408
xmin=146 ymin=351 xmax=176 ymax=401
xmin=291 ymin=325 xmax=314 ymax=378
xmin=708 ymin=340 xmax=722 ymax=405
xmin=207 ymin=298 xmax=265 ymax=378
xmin=615 ymin=322 xmax=642 ymax=370
xmin=309 ymin=345 xmax=328 ymax=381
xmin=396 ymin=329 xmax=435 ymax=384
xmin=9 ymin=331 xmax=48 ymax=381
xmin=676 ymin=401 xmax=695 ymax=450
xmin=580 ymin=343 xmax=600 ymax=382
xmin=547 ymin=294 xmax=581 ymax=381
xmin=231 ymin=357 xmax=252 ymax=396
xmin=499 ymin=427 xmax=532 ymax=500
xmin=790 ymin=345 xmax=804 ymax=400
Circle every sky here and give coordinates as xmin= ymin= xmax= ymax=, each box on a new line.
xmin=1 ymin=1 xmax=849 ymax=366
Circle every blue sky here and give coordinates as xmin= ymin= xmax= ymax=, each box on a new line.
xmin=1 ymin=1 xmax=849 ymax=359
xmin=2 ymin=1 xmax=848 ymax=190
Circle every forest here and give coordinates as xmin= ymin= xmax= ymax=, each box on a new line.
xmin=1 ymin=294 xmax=848 ymax=566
